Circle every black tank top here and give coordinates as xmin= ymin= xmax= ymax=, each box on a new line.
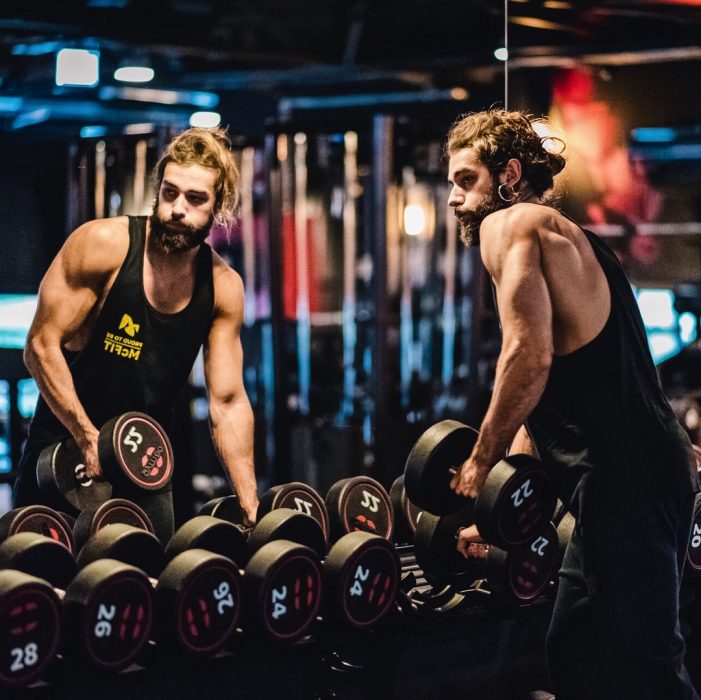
xmin=525 ymin=225 xmax=699 ymax=509
xmin=28 ymin=216 xmax=214 ymax=445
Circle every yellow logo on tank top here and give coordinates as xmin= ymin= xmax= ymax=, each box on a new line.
xmin=102 ymin=313 xmax=144 ymax=361
xmin=119 ymin=313 xmax=140 ymax=337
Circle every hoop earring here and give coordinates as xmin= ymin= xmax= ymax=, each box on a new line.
xmin=498 ymin=183 xmax=517 ymax=203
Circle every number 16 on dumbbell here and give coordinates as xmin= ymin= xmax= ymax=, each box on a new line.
xmin=37 ymin=412 xmax=174 ymax=511
xmin=404 ymin=420 xmax=557 ymax=549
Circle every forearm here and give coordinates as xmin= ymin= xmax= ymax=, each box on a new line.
xmin=209 ymin=397 xmax=258 ymax=512
xmin=24 ymin=339 xmax=97 ymax=447
xmin=471 ymin=340 xmax=550 ymax=469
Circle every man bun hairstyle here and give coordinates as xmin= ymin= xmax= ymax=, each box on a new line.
xmin=154 ymin=126 xmax=240 ymax=227
xmin=445 ymin=109 xmax=566 ymax=197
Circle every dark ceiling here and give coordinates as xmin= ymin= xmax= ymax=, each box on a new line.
xmin=1 ymin=0 xmax=700 ymax=140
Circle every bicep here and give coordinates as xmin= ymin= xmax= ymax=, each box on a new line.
xmin=28 ymin=222 xmax=124 ymax=346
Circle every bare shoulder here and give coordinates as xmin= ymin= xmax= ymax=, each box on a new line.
xmin=482 ymin=203 xmax=566 ymax=239
xmin=60 ymin=216 xmax=130 ymax=273
xmin=211 ymin=250 xmax=244 ymax=317
xmin=480 ymin=204 xmax=577 ymax=272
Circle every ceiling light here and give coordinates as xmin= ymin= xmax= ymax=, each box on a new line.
xmin=114 ymin=66 xmax=155 ymax=83
xmin=189 ymin=111 xmax=221 ymax=128
xmin=56 ymin=48 xmax=100 ymax=87
xmin=494 ymin=48 xmax=509 ymax=61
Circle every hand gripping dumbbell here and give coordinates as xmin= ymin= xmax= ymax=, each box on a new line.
xmin=404 ymin=420 xmax=557 ymax=549
xmin=413 ymin=509 xmax=558 ymax=602
xmin=36 ymin=412 xmax=174 ymax=512
xmin=74 ymin=522 xmax=242 ymax=658
xmin=0 ymin=532 xmax=155 ymax=676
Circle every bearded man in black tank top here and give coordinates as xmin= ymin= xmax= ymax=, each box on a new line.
xmin=15 ymin=127 xmax=259 ymax=542
xmin=446 ymin=110 xmax=700 ymax=699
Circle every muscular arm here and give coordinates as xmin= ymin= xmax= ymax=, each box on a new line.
xmin=204 ymin=262 xmax=258 ymax=524
xmin=451 ymin=210 xmax=553 ymax=498
xmin=24 ymin=220 xmax=125 ymax=476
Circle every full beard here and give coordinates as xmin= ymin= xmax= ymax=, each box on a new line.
xmin=456 ymin=181 xmax=506 ymax=247
xmin=149 ymin=208 xmax=213 ymax=254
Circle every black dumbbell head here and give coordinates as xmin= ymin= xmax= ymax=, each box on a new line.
xmin=165 ymin=516 xmax=249 ymax=568
xmin=0 ymin=505 xmax=76 ymax=556
xmin=36 ymin=440 xmax=112 ymax=512
xmin=326 ymin=477 xmax=394 ymax=542
xmin=73 ymin=498 xmax=154 ymax=551
xmin=243 ymin=540 xmax=322 ymax=645
xmin=98 ymin=412 xmax=174 ymax=493
xmin=248 ymin=508 xmax=327 ymax=559
xmin=389 ymin=475 xmax=422 ymax=545
xmin=323 ymin=531 xmax=400 ymax=631
xmin=63 ymin=559 xmax=154 ymax=671
xmin=199 ymin=495 xmax=245 ymax=524
xmin=0 ymin=570 xmax=62 ymax=687
xmin=77 ymin=524 xmax=165 ymax=579
xmin=475 ymin=454 xmax=557 ymax=549
xmin=157 ymin=549 xmax=243 ymax=657
xmin=0 ymin=532 xmax=78 ymax=589
xmin=257 ymin=483 xmax=330 ymax=542
xmin=404 ymin=420 xmax=478 ymax=516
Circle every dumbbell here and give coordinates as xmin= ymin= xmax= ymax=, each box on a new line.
xmin=75 ymin=497 xmax=326 ymax=646
xmin=78 ymin=512 xmax=326 ymax=648
xmin=414 ymin=504 xmax=576 ymax=602
xmin=201 ymin=480 xmax=331 ymax=543
xmin=0 ymin=569 xmax=63 ymax=688
xmin=0 ymin=506 xmax=138 ymax=684
xmin=204 ymin=484 xmax=400 ymax=634
xmin=0 ymin=532 xmax=155 ymax=675
xmin=168 ymin=511 xmax=325 ymax=645
xmin=404 ymin=420 xmax=557 ymax=549
xmin=36 ymin=412 xmax=174 ymax=512
xmin=0 ymin=504 xmax=78 ymax=555
xmin=389 ymin=474 xmax=423 ymax=545
xmin=392 ymin=463 xmax=561 ymax=602
xmin=74 ymin=522 xmax=243 ymax=657
xmin=73 ymin=498 xmax=156 ymax=551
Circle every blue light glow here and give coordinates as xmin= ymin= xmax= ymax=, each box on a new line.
xmin=631 ymin=127 xmax=677 ymax=143
xmin=80 ymin=125 xmax=109 ymax=138
xmin=0 ymin=295 xmax=38 ymax=350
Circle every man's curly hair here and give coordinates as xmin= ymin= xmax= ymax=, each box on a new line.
xmin=445 ymin=109 xmax=566 ymax=197
xmin=154 ymin=126 xmax=240 ymax=227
